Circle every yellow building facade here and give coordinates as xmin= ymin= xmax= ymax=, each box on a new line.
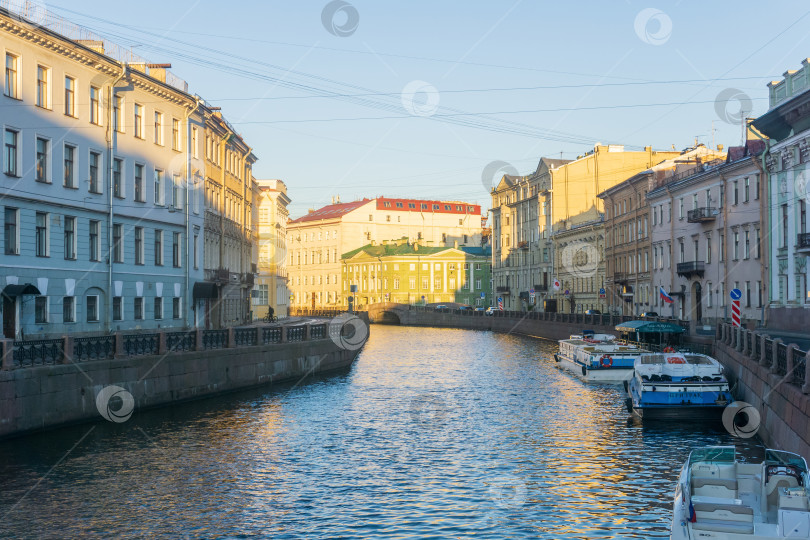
xmin=254 ymin=179 xmax=291 ymax=319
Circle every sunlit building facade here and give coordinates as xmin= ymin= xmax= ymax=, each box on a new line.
xmin=253 ymin=179 xmax=290 ymax=319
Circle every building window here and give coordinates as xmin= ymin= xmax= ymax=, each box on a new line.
xmin=409 ymin=277 xmax=416 ymax=290
xmin=64 ymin=216 xmax=76 ymax=260
xmin=86 ymin=295 xmax=99 ymax=322
xmin=755 ymin=229 xmax=761 ymax=258
xmin=154 ymin=169 xmax=163 ymax=205
xmin=134 ymin=297 xmax=144 ymax=320
xmin=154 ymin=230 xmax=163 ymax=265
xmin=476 ymin=279 xmax=482 ymax=290
xmin=757 ymin=281 xmax=762 ymax=307
xmin=193 ymin=230 xmax=199 ymax=269
xmin=154 ymin=112 xmax=163 ymax=145
xmin=781 ymin=204 xmax=789 ymax=248
xmin=172 ymin=232 xmax=181 ymax=267
xmin=192 ymin=127 xmax=198 ymax=158
xmin=64 ymin=76 xmax=75 ymax=116
xmin=745 ymin=281 xmax=751 ymax=308
xmin=64 ymin=144 xmax=75 ymax=187
xmin=35 ymin=296 xmax=48 ymax=323
xmin=678 ymin=198 xmax=684 ymax=219
xmin=172 ymin=297 xmax=181 ymax=319
xmin=719 ymin=233 xmax=724 ymax=262
xmin=754 ymin=175 xmax=760 ymax=200
xmin=172 ymin=174 xmax=182 ymax=209
xmin=4 ymin=128 xmax=19 ymax=176
xmin=5 ymin=53 xmax=18 ymax=99
xmin=744 ymin=177 xmax=750 ymax=203
xmin=36 ymin=137 xmax=49 ymax=182
xmin=744 ymin=230 xmax=750 ymax=259
xmin=113 ymin=296 xmax=123 ymax=321
xmin=36 ymin=65 xmax=49 ymax=109
xmin=706 ymin=236 xmax=712 ymax=264
xmin=35 ymin=212 xmax=48 ymax=257
xmin=134 ymin=103 xmax=143 ymax=138
xmin=89 ymin=151 xmax=101 ymax=193
xmin=90 ymin=86 xmax=100 ymax=125
xmin=154 ymin=297 xmax=163 ymax=320
xmin=113 ymin=223 xmax=123 ymax=263
xmin=89 ymin=220 xmax=100 ymax=261
xmin=113 ymin=158 xmax=123 ymax=198
xmin=732 ymin=232 xmax=739 ymax=260
xmin=134 ymin=164 xmax=144 ymax=202
xmin=113 ymin=94 xmax=123 ymax=132
xmin=707 ymin=282 xmax=713 ymax=308
xmin=63 ymin=296 xmax=75 ymax=323
xmin=172 ymin=118 xmax=180 ymax=150
xmin=733 ymin=180 xmax=739 ymax=205
xmin=134 ymin=226 xmax=144 ymax=265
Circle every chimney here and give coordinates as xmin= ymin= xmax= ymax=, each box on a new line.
xmin=76 ymin=40 xmax=105 ymax=55
xmin=454 ymin=240 xmax=458 ymax=249
xmin=147 ymin=64 xmax=171 ymax=83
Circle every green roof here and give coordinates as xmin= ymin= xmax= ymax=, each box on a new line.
xmin=342 ymin=242 xmax=491 ymax=260
xmin=614 ymin=320 xmax=686 ymax=334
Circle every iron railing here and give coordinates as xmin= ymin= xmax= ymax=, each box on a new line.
xmin=234 ymin=328 xmax=257 ymax=347
xmin=73 ymin=335 xmax=115 ymax=361
xmin=776 ymin=342 xmax=788 ymax=376
xmin=166 ymin=331 xmax=195 ymax=352
xmin=123 ymin=334 xmax=159 ymax=357
xmin=13 ymin=339 xmax=63 ymax=367
xmin=287 ymin=325 xmax=306 ymax=342
xmin=202 ymin=329 xmax=228 ymax=350
xmin=310 ymin=324 xmax=327 ymax=340
xmin=262 ymin=327 xmax=282 ymax=344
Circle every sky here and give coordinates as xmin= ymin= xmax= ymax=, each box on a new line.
xmin=37 ymin=0 xmax=810 ymax=218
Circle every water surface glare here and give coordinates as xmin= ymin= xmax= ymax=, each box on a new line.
xmin=0 ymin=326 xmax=761 ymax=538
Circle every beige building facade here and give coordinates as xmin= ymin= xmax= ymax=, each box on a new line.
xmin=254 ymin=179 xmax=290 ymax=319
xmin=287 ymin=197 xmax=483 ymax=309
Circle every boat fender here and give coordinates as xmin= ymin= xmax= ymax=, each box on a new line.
xmin=625 ymin=397 xmax=633 ymax=413
xmin=599 ymin=354 xmax=613 ymax=368
xmin=623 ymin=380 xmax=628 ymax=394
xmin=581 ymin=365 xmax=587 ymax=377
xmin=553 ymin=354 xmax=560 ymax=363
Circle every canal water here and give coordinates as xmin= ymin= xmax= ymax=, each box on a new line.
xmin=0 ymin=325 xmax=760 ymax=538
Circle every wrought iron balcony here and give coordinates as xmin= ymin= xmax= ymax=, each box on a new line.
xmin=518 ymin=240 xmax=529 ymax=250
xmin=676 ymin=260 xmax=705 ymax=278
xmin=204 ymin=268 xmax=231 ymax=283
xmin=687 ymin=207 xmax=718 ymax=223
xmin=798 ymin=232 xmax=810 ymax=253
xmin=613 ymin=272 xmax=628 ymax=284
xmin=533 ymin=284 xmax=548 ymax=292
xmin=496 ymin=286 xmax=511 ymax=295
xmin=242 ymin=273 xmax=255 ymax=287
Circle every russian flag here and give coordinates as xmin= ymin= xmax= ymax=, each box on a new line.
xmin=660 ymin=286 xmax=674 ymax=304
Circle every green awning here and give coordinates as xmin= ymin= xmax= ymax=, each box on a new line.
xmin=614 ymin=320 xmax=686 ymax=334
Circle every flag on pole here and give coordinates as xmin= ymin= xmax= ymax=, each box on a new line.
xmin=552 ymin=279 xmax=561 ymax=291
xmin=659 ymin=286 xmax=674 ymax=304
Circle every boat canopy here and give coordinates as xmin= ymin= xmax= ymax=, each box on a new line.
xmin=614 ymin=320 xmax=686 ymax=334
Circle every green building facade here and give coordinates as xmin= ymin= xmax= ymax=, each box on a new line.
xmin=341 ymin=241 xmax=492 ymax=308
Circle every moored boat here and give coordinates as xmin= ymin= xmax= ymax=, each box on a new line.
xmin=624 ymin=351 xmax=731 ymax=421
xmin=670 ymin=446 xmax=810 ymax=539
xmin=555 ymin=331 xmax=649 ymax=383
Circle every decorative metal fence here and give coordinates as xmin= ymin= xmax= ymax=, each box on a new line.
xmin=776 ymin=342 xmax=788 ymax=376
xmin=234 ymin=328 xmax=257 ymax=347
xmin=202 ymin=329 xmax=228 ymax=350
xmin=166 ymin=331 xmax=195 ymax=352
xmin=13 ymin=339 xmax=63 ymax=367
xmin=73 ymin=335 xmax=115 ymax=361
xmin=262 ymin=327 xmax=282 ymax=344
xmin=763 ymin=338 xmax=774 ymax=367
xmin=123 ymin=334 xmax=159 ymax=357
xmin=794 ymin=351 xmax=808 ymax=386
xmin=287 ymin=325 xmax=306 ymax=342
xmin=746 ymin=332 xmax=752 ymax=353
xmin=310 ymin=324 xmax=327 ymax=340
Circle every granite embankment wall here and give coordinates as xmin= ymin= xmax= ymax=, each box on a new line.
xmin=715 ymin=323 xmax=810 ymax=459
xmin=0 ymin=316 xmax=368 ymax=439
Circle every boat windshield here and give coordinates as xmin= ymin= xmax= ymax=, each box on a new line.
xmin=689 ymin=446 xmax=736 ymax=467
xmin=766 ymin=450 xmax=809 ymax=473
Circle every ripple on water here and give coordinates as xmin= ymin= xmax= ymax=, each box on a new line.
xmin=0 ymin=326 xmax=762 ymax=538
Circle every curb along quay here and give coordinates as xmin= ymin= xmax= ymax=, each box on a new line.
xmin=0 ymin=315 xmax=369 ymax=438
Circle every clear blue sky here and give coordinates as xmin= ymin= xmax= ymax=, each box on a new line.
xmin=42 ymin=0 xmax=810 ymax=218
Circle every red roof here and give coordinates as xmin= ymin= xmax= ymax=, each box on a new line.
xmin=289 ymin=199 xmax=371 ymax=224
xmin=376 ymin=197 xmax=481 ymax=215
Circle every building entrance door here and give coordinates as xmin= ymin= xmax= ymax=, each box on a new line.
xmin=692 ymin=282 xmax=703 ymax=323
xmin=2 ymin=296 xmax=15 ymax=339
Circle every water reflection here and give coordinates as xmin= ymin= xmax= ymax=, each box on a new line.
xmin=0 ymin=326 xmax=762 ymax=538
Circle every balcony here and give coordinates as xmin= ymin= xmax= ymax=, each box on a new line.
xmin=205 ymin=268 xmax=231 ymax=283
xmin=518 ymin=240 xmax=529 ymax=250
xmin=533 ymin=284 xmax=548 ymax=292
xmin=613 ymin=272 xmax=628 ymax=284
xmin=676 ymin=260 xmax=705 ymax=278
xmin=242 ymin=273 xmax=255 ymax=287
xmin=687 ymin=207 xmax=718 ymax=223
xmin=496 ymin=286 xmax=511 ymax=295
xmin=798 ymin=232 xmax=810 ymax=253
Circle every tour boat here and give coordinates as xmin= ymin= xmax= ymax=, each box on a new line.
xmin=624 ymin=351 xmax=731 ymax=421
xmin=670 ymin=446 xmax=810 ymax=539
xmin=554 ymin=332 xmax=648 ymax=383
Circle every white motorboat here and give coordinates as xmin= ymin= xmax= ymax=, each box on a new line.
xmin=554 ymin=331 xmax=649 ymax=383
xmin=670 ymin=446 xmax=810 ymax=539
xmin=624 ymin=352 xmax=731 ymax=420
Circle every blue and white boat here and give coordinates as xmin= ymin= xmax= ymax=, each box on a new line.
xmin=555 ymin=332 xmax=649 ymax=383
xmin=624 ymin=351 xmax=731 ymax=420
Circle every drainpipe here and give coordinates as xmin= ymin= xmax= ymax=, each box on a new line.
xmin=106 ymin=64 xmax=128 ymax=333
xmin=183 ymin=97 xmax=201 ymax=328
